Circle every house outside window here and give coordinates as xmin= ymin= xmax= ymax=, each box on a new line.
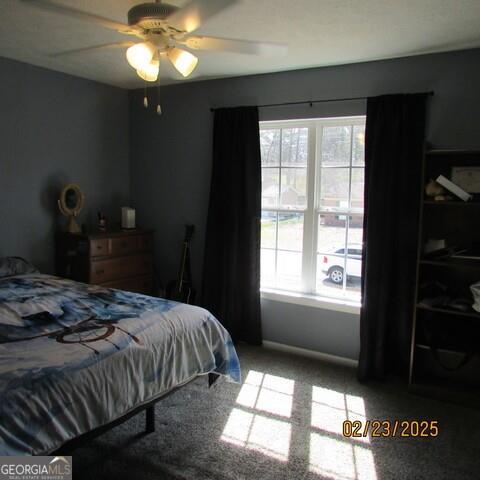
xmin=260 ymin=116 xmax=365 ymax=305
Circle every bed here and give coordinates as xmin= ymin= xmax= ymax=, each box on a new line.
xmin=0 ymin=260 xmax=240 ymax=455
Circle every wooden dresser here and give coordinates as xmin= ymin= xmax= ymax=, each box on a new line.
xmin=55 ymin=229 xmax=154 ymax=295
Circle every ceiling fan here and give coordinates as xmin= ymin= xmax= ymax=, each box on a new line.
xmin=23 ymin=0 xmax=287 ymax=83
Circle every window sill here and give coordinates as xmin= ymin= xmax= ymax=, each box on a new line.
xmin=260 ymin=288 xmax=361 ymax=315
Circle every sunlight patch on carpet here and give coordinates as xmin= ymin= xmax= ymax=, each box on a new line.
xmin=220 ymin=369 xmax=294 ymax=461
xmin=235 ymin=370 xmax=294 ymax=418
xmin=311 ymin=386 xmax=370 ymax=444
xmin=309 ymin=386 xmax=376 ymax=479
xmin=221 ymin=408 xmax=291 ymax=461
xmin=309 ymin=433 xmax=376 ymax=480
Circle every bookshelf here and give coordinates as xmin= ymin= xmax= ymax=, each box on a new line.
xmin=409 ymin=150 xmax=480 ymax=406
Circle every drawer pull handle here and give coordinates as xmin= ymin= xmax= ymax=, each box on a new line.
xmin=121 ymin=242 xmax=128 ymax=247
xmin=96 ymin=269 xmax=105 ymax=275
xmin=97 ymin=245 xmax=103 ymax=250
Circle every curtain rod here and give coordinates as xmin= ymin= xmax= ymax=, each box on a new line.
xmin=209 ymin=91 xmax=434 ymax=112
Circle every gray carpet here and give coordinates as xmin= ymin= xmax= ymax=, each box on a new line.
xmin=72 ymin=344 xmax=480 ymax=480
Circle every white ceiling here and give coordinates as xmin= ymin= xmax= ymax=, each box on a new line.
xmin=1 ymin=0 xmax=480 ymax=89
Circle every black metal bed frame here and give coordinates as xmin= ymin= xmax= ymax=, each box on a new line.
xmin=53 ymin=372 xmax=219 ymax=454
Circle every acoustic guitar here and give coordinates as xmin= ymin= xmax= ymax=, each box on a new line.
xmin=165 ymin=225 xmax=196 ymax=304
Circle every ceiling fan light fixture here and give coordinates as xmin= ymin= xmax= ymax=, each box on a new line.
xmin=126 ymin=41 xmax=156 ymax=70
xmin=167 ymin=47 xmax=198 ymax=77
xmin=136 ymin=59 xmax=160 ymax=82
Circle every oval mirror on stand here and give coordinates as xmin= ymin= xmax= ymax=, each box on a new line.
xmin=58 ymin=184 xmax=84 ymax=233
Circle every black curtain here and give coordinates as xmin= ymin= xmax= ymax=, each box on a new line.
xmin=358 ymin=93 xmax=428 ymax=381
xmin=202 ymin=106 xmax=262 ymax=345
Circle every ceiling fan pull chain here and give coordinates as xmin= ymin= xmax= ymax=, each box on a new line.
xmin=156 ymin=79 xmax=162 ymax=115
xmin=143 ymin=85 xmax=148 ymax=108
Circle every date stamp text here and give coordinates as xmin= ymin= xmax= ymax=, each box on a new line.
xmin=342 ymin=420 xmax=439 ymax=438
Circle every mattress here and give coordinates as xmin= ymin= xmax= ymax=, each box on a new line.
xmin=0 ymin=274 xmax=240 ymax=455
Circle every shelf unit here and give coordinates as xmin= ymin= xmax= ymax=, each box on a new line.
xmin=409 ymin=150 xmax=480 ymax=406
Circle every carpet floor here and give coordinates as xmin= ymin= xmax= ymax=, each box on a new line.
xmin=71 ymin=344 xmax=480 ymax=480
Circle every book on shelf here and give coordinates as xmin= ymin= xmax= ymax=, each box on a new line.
xmin=436 ymin=175 xmax=473 ymax=202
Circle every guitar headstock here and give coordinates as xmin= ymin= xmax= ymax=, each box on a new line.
xmin=184 ymin=225 xmax=195 ymax=242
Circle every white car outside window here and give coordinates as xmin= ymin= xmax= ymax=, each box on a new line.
xmin=321 ymin=245 xmax=363 ymax=284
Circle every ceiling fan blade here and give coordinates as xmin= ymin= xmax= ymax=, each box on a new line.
xmin=182 ymin=36 xmax=288 ymax=55
xmin=22 ymin=0 xmax=140 ymax=34
xmin=49 ymin=41 xmax=135 ymax=58
xmin=167 ymin=0 xmax=238 ymax=34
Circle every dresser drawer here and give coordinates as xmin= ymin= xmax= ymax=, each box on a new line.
xmin=110 ymin=236 xmax=140 ymax=256
xmin=138 ymin=234 xmax=153 ymax=251
xmin=101 ymin=275 xmax=154 ymax=295
xmin=90 ymin=254 xmax=152 ymax=283
xmin=90 ymin=238 xmax=109 ymax=257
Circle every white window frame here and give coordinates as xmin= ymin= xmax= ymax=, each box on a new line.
xmin=259 ymin=116 xmax=365 ymax=313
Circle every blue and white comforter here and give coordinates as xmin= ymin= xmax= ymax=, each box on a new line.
xmin=0 ymin=274 xmax=240 ymax=455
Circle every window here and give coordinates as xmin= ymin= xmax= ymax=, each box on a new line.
xmin=260 ymin=117 xmax=365 ymax=303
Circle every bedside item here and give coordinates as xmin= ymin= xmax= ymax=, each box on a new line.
xmin=121 ymin=207 xmax=136 ymax=229
xmin=58 ymin=183 xmax=84 ymax=233
xmin=435 ymin=175 xmax=473 ymax=202
xmin=55 ymin=229 xmax=154 ymax=295
xmin=451 ymin=166 xmax=480 ymax=194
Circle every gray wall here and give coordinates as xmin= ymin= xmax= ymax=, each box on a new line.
xmin=260 ymin=299 xmax=359 ymax=360
xmin=0 ymin=57 xmax=130 ymax=273
xmin=134 ymin=48 xmax=480 ymax=359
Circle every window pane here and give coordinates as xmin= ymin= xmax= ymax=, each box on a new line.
xmin=317 ymin=214 xmax=347 ymax=254
xmin=352 ymin=125 xmax=365 ymax=166
xmin=260 ymin=129 xmax=280 ymax=166
xmin=261 ymin=211 xmax=277 ymax=249
xmin=351 ymin=168 xmax=365 ymax=210
xmin=317 ymin=214 xmax=346 ymax=297
xmin=316 ymin=214 xmax=363 ymax=299
xmin=280 ymin=168 xmax=307 ymax=209
xmin=262 ymin=168 xmax=279 ymax=208
xmin=319 ymin=168 xmax=350 ymax=209
xmin=278 ymin=213 xmax=303 ymax=251
xmin=281 ymin=128 xmax=308 ymax=166
xmin=261 ymin=248 xmax=276 ymax=287
xmin=345 ymin=215 xmax=363 ymax=300
xmin=321 ymin=126 xmax=351 ymax=166
xmin=276 ymin=251 xmax=302 ymax=291
xmin=347 ymin=214 xmax=364 ymax=244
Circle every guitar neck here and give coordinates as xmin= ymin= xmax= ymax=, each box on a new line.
xmin=176 ymin=241 xmax=191 ymax=291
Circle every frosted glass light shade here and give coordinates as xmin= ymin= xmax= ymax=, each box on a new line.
xmin=167 ymin=47 xmax=198 ymax=77
xmin=126 ymin=42 xmax=156 ymax=70
xmin=136 ymin=59 xmax=160 ymax=82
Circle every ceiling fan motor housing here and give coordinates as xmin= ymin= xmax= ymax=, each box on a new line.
xmin=128 ymin=2 xmax=179 ymax=29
